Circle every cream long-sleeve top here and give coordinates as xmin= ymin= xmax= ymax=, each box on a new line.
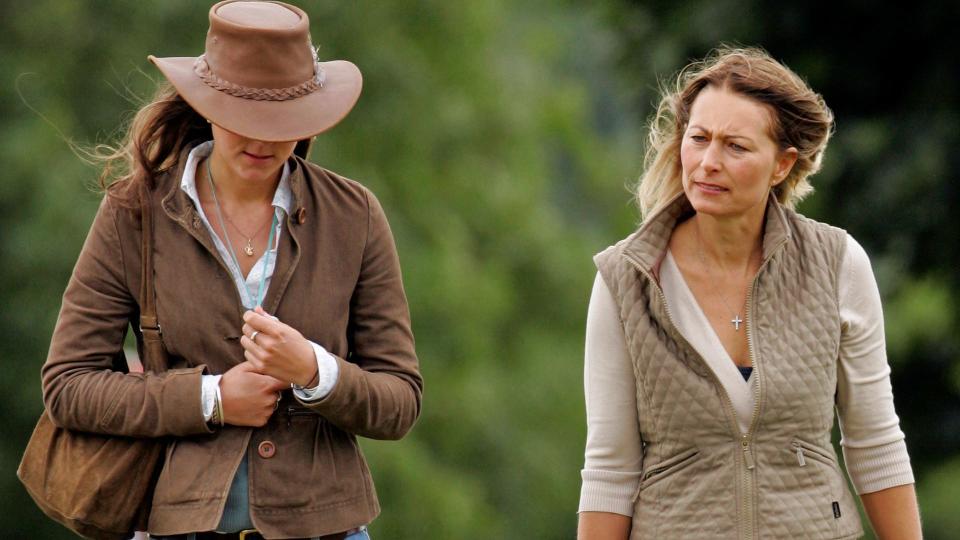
xmin=578 ymin=234 xmax=915 ymax=516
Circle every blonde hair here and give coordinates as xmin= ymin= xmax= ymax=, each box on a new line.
xmin=636 ymin=46 xmax=834 ymax=217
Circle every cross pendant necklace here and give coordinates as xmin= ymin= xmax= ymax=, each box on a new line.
xmin=731 ymin=314 xmax=743 ymax=331
xmin=695 ymin=225 xmax=753 ymax=332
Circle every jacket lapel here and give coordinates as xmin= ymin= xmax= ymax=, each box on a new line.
xmin=160 ymin=146 xmax=226 ymax=265
xmin=260 ymin=158 xmax=305 ymax=315
xmin=157 ymin=147 xmax=308 ymax=316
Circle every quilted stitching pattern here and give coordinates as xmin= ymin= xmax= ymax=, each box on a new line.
xmin=595 ymin=198 xmax=864 ymax=539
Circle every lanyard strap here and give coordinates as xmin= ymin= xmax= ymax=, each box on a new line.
xmin=254 ymin=213 xmax=278 ymax=307
xmin=205 ymin=155 xmax=279 ymax=308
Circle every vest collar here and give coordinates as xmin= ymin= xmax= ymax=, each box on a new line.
xmin=621 ymin=191 xmax=793 ymax=280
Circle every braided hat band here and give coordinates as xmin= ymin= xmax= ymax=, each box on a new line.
xmin=149 ymin=0 xmax=361 ymax=142
xmin=192 ymin=49 xmax=326 ymax=102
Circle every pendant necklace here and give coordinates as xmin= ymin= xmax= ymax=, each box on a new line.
xmin=205 ymin=156 xmax=278 ymax=306
xmin=694 ymin=225 xmax=753 ymax=331
xmin=205 ymin=160 xmax=273 ymax=257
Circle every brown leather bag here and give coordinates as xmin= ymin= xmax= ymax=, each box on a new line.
xmin=18 ymin=184 xmax=170 ymax=540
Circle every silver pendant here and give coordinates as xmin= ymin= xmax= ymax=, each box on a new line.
xmin=731 ymin=315 xmax=743 ymax=331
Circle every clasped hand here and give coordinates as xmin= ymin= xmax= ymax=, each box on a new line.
xmin=240 ymin=306 xmax=317 ymax=387
xmin=218 ymin=307 xmax=319 ymax=427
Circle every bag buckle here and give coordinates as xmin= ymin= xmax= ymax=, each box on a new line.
xmin=238 ymin=530 xmax=260 ymax=540
xmin=139 ymin=316 xmax=162 ymax=336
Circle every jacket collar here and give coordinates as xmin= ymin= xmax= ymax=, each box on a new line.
xmin=158 ymin=143 xmax=310 ymax=315
xmin=160 ymin=143 xmax=307 ymax=222
xmin=621 ymin=191 xmax=792 ymax=279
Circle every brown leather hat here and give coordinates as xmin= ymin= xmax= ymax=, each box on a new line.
xmin=149 ymin=0 xmax=362 ymax=142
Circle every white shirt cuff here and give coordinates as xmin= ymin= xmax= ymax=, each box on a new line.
xmin=292 ymin=341 xmax=339 ymax=401
xmin=200 ymin=374 xmax=223 ymax=421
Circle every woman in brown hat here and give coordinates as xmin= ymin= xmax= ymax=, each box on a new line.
xmin=39 ymin=1 xmax=421 ymax=539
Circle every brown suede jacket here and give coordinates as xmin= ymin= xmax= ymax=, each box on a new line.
xmin=40 ymin=148 xmax=422 ymax=538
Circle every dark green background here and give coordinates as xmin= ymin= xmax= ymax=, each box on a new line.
xmin=3 ymin=1 xmax=957 ymax=538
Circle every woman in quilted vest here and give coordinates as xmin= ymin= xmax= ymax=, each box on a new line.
xmin=577 ymin=47 xmax=921 ymax=539
xmin=37 ymin=1 xmax=421 ymax=539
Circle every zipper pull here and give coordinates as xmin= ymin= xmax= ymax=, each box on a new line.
xmin=741 ymin=440 xmax=755 ymax=470
xmin=795 ymin=445 xmax=806 ymax=466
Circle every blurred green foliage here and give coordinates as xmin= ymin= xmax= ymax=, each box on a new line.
xmin=2 ymin=0 xmax=957 ymax=538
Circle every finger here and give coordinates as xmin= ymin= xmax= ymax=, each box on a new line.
xmin=244 ymin=308 xmax=279 ymax=328
xmin=255 ymin=306 xmax=280 ymax=322
xmin=239 ymin=335 xmax=255 ymax=353
xmin=244 ymin=309 xmax=285 ymax=335
xmin=244 ymin=350 xmax=265 ymax=372
xmin=255 ymin=334 xmax=282 ymax=355
xmin=242 ymin=310 xmax=272 ymax=333
xmin=247 ymin=370 xmax=289 ymax=391
xmin=242 ymin=323 xmax=273 ymax=344
xmin=229 ymin=360 xmax=256 ymax=373
xmin=263 ymin=377 xmax=291 ymax=392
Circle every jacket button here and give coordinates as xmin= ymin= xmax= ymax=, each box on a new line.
xmin=258 ymin=440 xmax=276 ymax=459
xmin=295 ymin=208 xmax=306 ymax=224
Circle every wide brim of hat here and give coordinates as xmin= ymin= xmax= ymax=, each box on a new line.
xmin=149 ymin=55 xmax=362 ymax=142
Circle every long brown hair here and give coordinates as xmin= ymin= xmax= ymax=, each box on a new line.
xmin=636 ymin=46 xmax=834 ymax=217
xmin=96 ymin=82 xmax=211 ymax=206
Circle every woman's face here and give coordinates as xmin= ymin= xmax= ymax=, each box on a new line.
xmin=210 ymin=124 xmax=298 ymax=184
xmin=679 ymin=85 xmax=796 ymax=221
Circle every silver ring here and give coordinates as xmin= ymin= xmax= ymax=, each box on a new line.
xmin=249 ymin=330 xmax=260 ymax=343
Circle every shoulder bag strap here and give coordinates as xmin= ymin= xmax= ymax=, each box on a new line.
xmin=138 ymin=181 xmax=168 ymax=372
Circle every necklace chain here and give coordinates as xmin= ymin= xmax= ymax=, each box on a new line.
xmin=694 ymin=224 xmax=752 ymax=331
xmin=221 ymin=205 xmax=273 ymax=257
xmin=204 ymin=155 xmax=278 ymax=308
xmin=204 ymin=159 xmax=273 ymax=257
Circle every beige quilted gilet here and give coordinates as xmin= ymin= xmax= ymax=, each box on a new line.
xmin=595 ymin=194 xmax=864 ymax=540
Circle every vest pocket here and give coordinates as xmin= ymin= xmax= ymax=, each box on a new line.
xmin=788 ymin=437 xmax=861 ymax=538
xmin=791 ymin=438 xmax=837 ymax=469
xmin=639 ymin=448 xmax=700 ymax=490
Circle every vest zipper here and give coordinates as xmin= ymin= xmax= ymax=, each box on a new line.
xmin=613 ymin=203 xmax=791 ymax=539
xmin=623 ymin=233 xmax=785 ymax=540
xmin=741 ymin=439 xmax=756 ymax=469
xmin=625 ymin=253 xmax=758 ymax=539
xmin=736 ymin=232 xmax=787 ymax=538
xmin=740 ymin=278 xmax=760 ymax=540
